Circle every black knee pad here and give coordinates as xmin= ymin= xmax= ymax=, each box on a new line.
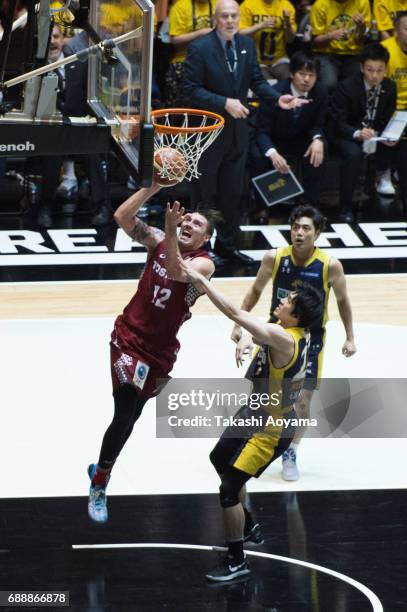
xmin=209 ymin=445 xmax=228 ymax=475
xmin=219 ymin=480 xmax=240 ymax=508
xmin=209 ymin=448 xmax=222 ymax=473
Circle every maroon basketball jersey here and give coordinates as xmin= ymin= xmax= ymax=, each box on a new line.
xmin=113 ymin=239 xmax=210 ymax=372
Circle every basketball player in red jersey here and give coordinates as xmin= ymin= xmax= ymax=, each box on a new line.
xmin=88 ymin=184 xmax=217 ymax=523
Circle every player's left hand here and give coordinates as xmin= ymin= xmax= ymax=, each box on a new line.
xmin=166 ymin=201 xmax=185 ymax=229
xmin=235 ymin=334 xmax=254 ymax=367
xmin=342 ymin=339 xmax=357 ymax=357
xmin=278 ymin=94 xmax=310 ymax=110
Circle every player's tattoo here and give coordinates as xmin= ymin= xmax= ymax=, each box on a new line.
xmin=130 ymin=219 xmax=165 ymax=247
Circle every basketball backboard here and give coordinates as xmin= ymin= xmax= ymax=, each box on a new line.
xmin=87 ymin=0 xmax=155 ymax=185
xmin=0 ymin=0 xmax=155 ymax=185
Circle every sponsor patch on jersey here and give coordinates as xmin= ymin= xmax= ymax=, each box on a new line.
xmin=133 ymin=360 xmax=150 ymax=390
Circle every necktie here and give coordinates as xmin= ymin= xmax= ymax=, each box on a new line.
xmin=293 ymin=97 xmax=305 ymax=120
xmin=225 ymin=40 xmax=236 ymax=75
xmin=56 ymin=68 xmax=65 ymax=93
xmin=367 ymin=87 xmax=376 ymax=105
xmin=364 ymin=87 xmax=377 ymax=126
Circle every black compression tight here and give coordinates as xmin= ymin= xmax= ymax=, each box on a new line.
xmin=97 ymin=384 xmax=147 ymax=470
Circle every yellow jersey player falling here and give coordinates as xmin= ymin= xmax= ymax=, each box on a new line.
xmin=180 ymin=255 xmax=323 ymax=582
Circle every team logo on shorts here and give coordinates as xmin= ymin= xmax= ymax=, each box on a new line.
xmin=133 ymin=360 xmax=150 ymax=390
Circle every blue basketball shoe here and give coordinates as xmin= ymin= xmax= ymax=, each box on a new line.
xmin=88 ymin=464 xmax=109 ymax=523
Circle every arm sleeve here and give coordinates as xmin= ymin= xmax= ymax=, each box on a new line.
xmin=309 ymin=4 xmax=328 ymax=36
xmin=374 ymin=0 xmax=393 ymax=32
xmin=239 ymin=1 xmax=252 ymax=29
xmin=256 ymin=101 xmax=276 ymax=153
xmin=285 ymin=1 xmax=297 ymax=33
xmin=169 ymin=2 xmax=189 ymax=37
xmin=381 ymin=83 xmax=397 ymax=130
xmin=329 ymin=83 xmax=361 ymax=140
xmin=361 ymin=0 xmax=372 ymax=28
xmin=308 ymin=87 xmax=329 ymax=139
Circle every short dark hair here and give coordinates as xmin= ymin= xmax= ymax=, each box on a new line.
xmin=289 ymin=204 xmax=326 ymax=232
xmin=394 ymin=11 xmax=407 ymax=27
xmin=292 ymin=284 xmax=324 ymax=330
xmin=194 ymin=208 xmax=223 ymax=237
xmin=360 ymin=43 xmax=390 ymax=65
xmin=289 ymin=51 xmax=320 ymax=76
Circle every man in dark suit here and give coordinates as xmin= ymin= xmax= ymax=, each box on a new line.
xmin=184 ymin=0 xmax=307 ymax=263
xmin=36 ymin=25 xmax=111 ymax=228
xmin=329 ymin=43 xmax=397 ymax=222
xmin=254 ymin=51 xmax=328 ymax=208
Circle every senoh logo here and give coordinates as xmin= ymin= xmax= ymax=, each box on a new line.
xmin=0 ymin=141 xmax=35 ymax=152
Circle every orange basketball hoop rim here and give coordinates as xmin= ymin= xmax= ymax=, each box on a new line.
xmin=150 ymin=108 xmax=224 ymax=134
xmin=150 ymin=108 xmax=225 ymax=182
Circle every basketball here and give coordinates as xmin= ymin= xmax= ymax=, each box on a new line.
xmin=153 ymin=147 xmax=186 ymax=187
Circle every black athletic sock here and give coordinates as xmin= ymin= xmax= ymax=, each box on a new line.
xmin=243 ymin=507 xmax=255 ymax=534
xmin=227 ymin=540 xmax=244 ymax=564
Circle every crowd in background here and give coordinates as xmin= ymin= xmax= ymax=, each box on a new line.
xmin=0 ymin=0 xmax=406 ymax=241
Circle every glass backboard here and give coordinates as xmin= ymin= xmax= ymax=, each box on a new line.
xmin=87 ymin=0 xmax=154 ymax=185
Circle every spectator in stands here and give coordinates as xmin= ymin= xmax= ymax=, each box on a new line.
xmin=329 ymin=43 xmax=397 ymax=222
xmin=36 ymin=25 xmax=111 ymax=227
xmin=252 ymin=51 xmax=327 ymax=211
xmin=373 ymin=0 xmax=407 ymax=40
xmin=239 ymin=0 xmax=297 ymax=80
xmin=286 ymin=0 xmax=313 ymax=56
xmin=310 ymin=0 xmax=371 ymax=92
xmin=184 ymin=0 xmax=309 ymax=264
xmin=166 ymin=0 xmax=214 ymax=106
xmin=381 ymin=12 xmax=407 ymax=213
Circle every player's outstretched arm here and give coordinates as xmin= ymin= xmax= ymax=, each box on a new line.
xmin=165 ymin=202 xmax=214 ymax=282
xmin=231 ymin=249 xmax=276 ymax=343
xmin=114 ymin=183 xmax=164 ymax=250
xmin=329 ymin=258 xmax=357 ymax=357
xmin=184 ymin=264 xmax=294 ymax=353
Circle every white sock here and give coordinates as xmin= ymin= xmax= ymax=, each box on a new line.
xmin=289 ymin=442 xmax=299 ymax=452
xmin=62 ymin=160 xmax=76 ymax=181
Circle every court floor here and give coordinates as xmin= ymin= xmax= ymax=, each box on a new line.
xmin=1 ymin=275 xmax=407 ymax=611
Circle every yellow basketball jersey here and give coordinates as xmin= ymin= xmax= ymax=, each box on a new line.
xmin=374 ymin=0 xmax=407 ymax=33
xmin=169 ymin=0 xmax=213 ymax=63
xmin=240 ymin=0 xmax=296 ymax=64
xmin=310 ymin=0 xmax=371 ymax=55
xmin=270 ymin=245 xmax=331 ymax=328
xmin=246 ymin=326 xmax=310 ymax=414
xmin=381 ymin=36 xmax=407 ymax=110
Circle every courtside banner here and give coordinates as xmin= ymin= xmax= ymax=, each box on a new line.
xmin=155 ymin=378 xmax=407 ymax=438
xmin=252 ymin=168 xmax=304 ymax=206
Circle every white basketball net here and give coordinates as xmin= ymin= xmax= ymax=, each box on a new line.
xmin=153 ymin=111 xmax=223 ymax=182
